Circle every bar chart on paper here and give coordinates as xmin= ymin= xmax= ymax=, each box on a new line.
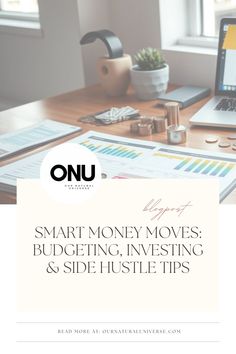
xmin=80 ymin=140 xmax=142 ymax=159
xmin=78 ymin=133 xmax=156 ymax=160
xmin=156 ymin=148 xmax=236 ymax=178
xmin=73 ymin=132 xmax=236 ymax=201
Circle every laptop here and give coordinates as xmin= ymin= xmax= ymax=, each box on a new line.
xmin=190 ymin=18 xmax=236 ymax=128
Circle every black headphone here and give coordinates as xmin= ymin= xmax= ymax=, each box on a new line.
xmin=80 ymin=29 xmax=124 ymax=59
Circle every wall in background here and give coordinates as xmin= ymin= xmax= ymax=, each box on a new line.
xmin=0 ymin=0 xmax=85 ymax=106
xmin=110 ymin=0 xmax=160 ymax=56
xmin=78 ymin=0 xmax=110 ymax=87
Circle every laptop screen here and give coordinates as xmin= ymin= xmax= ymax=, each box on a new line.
xmin=217 ymin=23 xmax=236 ymax=94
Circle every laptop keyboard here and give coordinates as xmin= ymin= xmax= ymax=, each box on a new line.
xmin=214 ymin=98 xmax=236 ymax=112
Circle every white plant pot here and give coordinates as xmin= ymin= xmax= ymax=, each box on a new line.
xmin=131 ymin=64 xmax=169 ymax=100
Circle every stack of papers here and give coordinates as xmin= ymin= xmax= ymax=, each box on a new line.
xmin=0 ymin=119 xmax=81 ymax=160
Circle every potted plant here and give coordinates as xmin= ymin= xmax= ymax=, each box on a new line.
xmin=131 ymin=48 xmax=169 ymax=100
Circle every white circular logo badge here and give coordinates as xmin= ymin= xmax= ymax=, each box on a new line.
xmin=40 ymin=143 xmax=101 ymax=204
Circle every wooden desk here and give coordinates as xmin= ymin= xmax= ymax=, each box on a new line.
xmin=0 ymin=84 xmax=236 ymax=204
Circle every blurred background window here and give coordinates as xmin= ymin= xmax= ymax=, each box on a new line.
xmin=0 ymin=0 xmax=39 ymax=13
xmin=202 ymin=0 xmax=236 ymax=37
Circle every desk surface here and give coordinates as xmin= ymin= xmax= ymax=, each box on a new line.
xmin=1 ymin=84 xmax=236 ymax=204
